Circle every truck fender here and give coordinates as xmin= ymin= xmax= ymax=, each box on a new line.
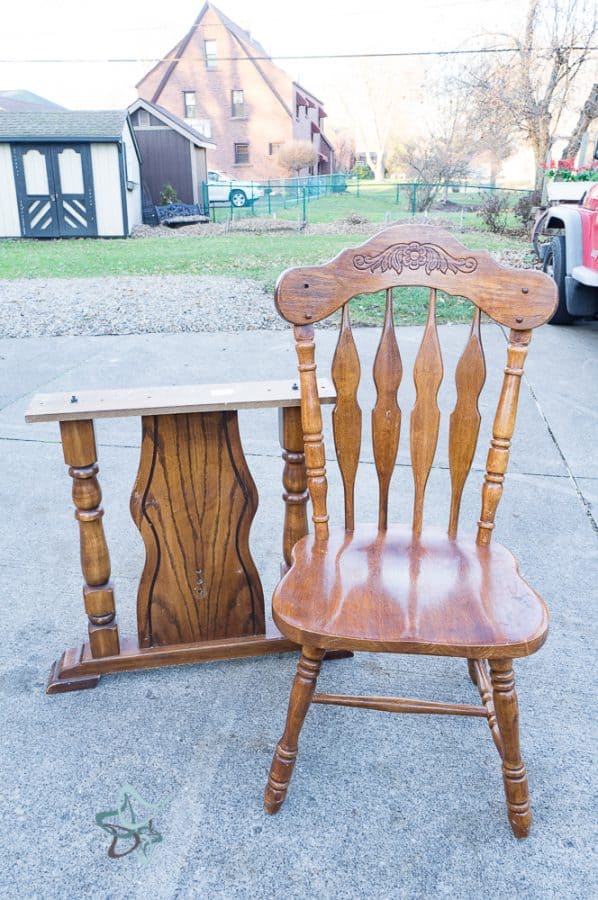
xmin=545 ymin=206 xmax=583 ymax=274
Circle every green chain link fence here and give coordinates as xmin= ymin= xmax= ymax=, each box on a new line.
xmin=199 ymin=174 xmax=531 ymax=230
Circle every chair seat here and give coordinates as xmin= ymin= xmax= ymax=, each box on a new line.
xmin=273 ymin=525 xmax=549 ymax=658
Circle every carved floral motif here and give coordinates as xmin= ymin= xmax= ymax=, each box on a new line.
xmin=353 ymin=241 xmax=478 ymax=276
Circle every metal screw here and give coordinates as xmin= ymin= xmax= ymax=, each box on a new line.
xmin=304 ymin=312 xmax=312 ymax=319
xmin=516 ymin=316 xmax=523 ymax=323
xmin=521 ymin=288 xmax=529 ymax=294
xmin=70 ymin=395 xmax=78 ymax=403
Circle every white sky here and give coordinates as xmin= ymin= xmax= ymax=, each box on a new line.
xmin=0 ymin=0 xmax=525 ymax=120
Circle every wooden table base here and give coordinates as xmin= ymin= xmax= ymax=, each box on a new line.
xmin=26 ymin=379 xmax=348 ymax=696
xmin=47 ymin=624 xmax=298 ymax=694
xmin=47 ymin=627 xmax=352 ymax=693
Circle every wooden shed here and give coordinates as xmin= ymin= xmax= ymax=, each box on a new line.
xmin=0 ymin=110 xmax=142 ymax=238
xmin=128 ymin=98 xmax=215 ymax=208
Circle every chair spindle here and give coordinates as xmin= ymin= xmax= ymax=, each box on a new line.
xmin=372 ymin=288 xmax=403 ymax=531
xmin=477 ymin=329 xmax=531 ymax=545
xmin=410 ymin=289 xmax=443 ymax=535
xmin=448 ymin=308 xmax=486 ymax=538
xmin=331 ymin=304 xmax=362 ymax=531
xmin=294 ymin=324 xmax=329 ymax=541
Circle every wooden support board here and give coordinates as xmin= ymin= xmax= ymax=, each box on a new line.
xmin=25 ymin=378 xmax=335 ymax=422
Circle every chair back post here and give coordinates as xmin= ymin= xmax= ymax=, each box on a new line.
xmin=294 ymin=325 xmax=329 ymax=541
xmin=477 ymin=328 xmax=531 ymax=545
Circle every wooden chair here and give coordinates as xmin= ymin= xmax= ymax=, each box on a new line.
xmin=263 ymin=224 xmax=557 ymax=837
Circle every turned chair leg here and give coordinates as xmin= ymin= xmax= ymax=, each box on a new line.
xmin=490 ymin=659 xmax=532 ymax=838
xmin=264 ymin=646 xmax=324 ymax=814
xmin=467 ymin=658 xmax=478 ymax=685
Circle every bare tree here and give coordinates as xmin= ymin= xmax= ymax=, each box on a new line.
xmin=562 ymin=82 xmax=598 ymax=159
xmin=335 ymin=59 xmax=415 ymax=181
xmin=277 ymin=140 xmax=319 ymax=176
xmin=457 ymin=62 xmax=517 ymax=185
xmin=327 ymin=126 xmax=356 ymax=173
xmin=391 ymin=92 xmax=478 ymax=210
xmin=463 ymin=0 xmax=598 ymax=190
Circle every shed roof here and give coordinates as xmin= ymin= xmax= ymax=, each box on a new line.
xmin=0 ymin=109 xmax=128 ymax=141
xmin=128 ymin=98 xmax=215 ymax=149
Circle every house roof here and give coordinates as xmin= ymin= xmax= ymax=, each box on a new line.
xmin=0 ymin=109 xmax=129 ymax=142
xmin=211 ymin=4 xmax=268 ymax=57
xmin=128 ymin=98 xmax=216 ymax=149
xmin=292 ymin=82 xmax=323 ymax=106
xmin=139 ymin=3 xmax=326 ymax=123
xmin=0 ymin=90 xmax=65 ymax=112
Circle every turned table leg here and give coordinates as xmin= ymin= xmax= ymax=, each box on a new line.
xmin=60 ymin=420 xmax=120 ymax=659
xmin=279 ymin=406 xmax=309 ymax=575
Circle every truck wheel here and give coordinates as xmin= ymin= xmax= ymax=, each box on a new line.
xmin=543 ymin=235 xmax=574 ymax=325
xmin=230 ymin=190 xmax=247 ymax=207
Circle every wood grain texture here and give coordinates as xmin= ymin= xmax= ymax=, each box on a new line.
xmin=279 ymin=406 xmax=309 ymax=571
xmin=60 ymin=420 xmax=120 ymax=659
xmin=46 ymin=624 xmax=297 ymax=692
xmin=274 ymin=223 xmax=557 ymax=329
xmin=471 ymin=659 xmax=503 ymax=756
xmin=331 ymin=303 xmax=362 ymax=531
xmin=372 ymin=289 xmax=402 ymax=530
xmin=268 ymin=226 xmax=552 ymax=829
xmin=294 ymin=325 xmax=329 ymax=541
xmin=272 ymin=525 xmax=549 ymax=658
xmin=312 ymin=693 xmax=487 ymax=716
xmin=410 ymin=289 xmax=443 ymax=535
xmin=448 ymin=308 xmax=486 ymax=538
xmin=490 ymin=660 xmax=532 ymax=837
xmin=264 ymin=647 xmax=324 ymax=814
xmin=131 ymin=411 xmax=265 ymax=647
xmin=477 ymin=330 xmax=530 ymax=545
xmin=26 ymin=378 xmax=336 ymax=423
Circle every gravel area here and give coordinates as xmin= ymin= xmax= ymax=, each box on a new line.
xmin=0 ymin=275 xmax=288 ymax=338
xmin=0 ymin=222 xmax=535 ymax=338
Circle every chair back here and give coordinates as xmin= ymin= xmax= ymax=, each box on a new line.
xmin=275 ymin=225 xmax=557 ymax=543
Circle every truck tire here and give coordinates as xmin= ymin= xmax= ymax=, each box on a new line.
xmin=543 ymin=235 xmax=574 ymax=324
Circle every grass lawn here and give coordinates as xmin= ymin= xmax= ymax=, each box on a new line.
xmin=0 ymin=228 xmax=532 ymax=326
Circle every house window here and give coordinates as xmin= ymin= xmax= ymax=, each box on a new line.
xmin=196 ymin=118 xmax=212 ymax=138
xmin=205 ymin=40 xmax=217 ymax=69
xmin=231 ymin=90 xmax=245 ymax=118
xmin=183 ymin=91 xmax=196 ymax=118
xmin=234 ymin=142 xmax=249 ymax=164
xmin=269 ymin=142 xmax=283 ymax=156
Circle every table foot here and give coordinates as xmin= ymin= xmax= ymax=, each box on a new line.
xmin=46 ymin=657 xmax=101 ymax=694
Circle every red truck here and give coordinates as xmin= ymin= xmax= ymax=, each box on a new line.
xmin=540 ymin=182 xmax=598 ymax=323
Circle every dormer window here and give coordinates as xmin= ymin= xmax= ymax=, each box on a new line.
xmin=205 ymin=40 xmax=217 ymax=69
xmin=231 ymin=90 xmax=245 ymax=118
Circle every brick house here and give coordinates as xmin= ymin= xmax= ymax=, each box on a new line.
xmin=136 ymin=3 xmax=334 ymax=180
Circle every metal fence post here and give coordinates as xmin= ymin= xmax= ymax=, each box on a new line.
xmin=411 ymin=184 xmax=417 ymax=215
xmin=267 ymin=180 xmax=271 ymax=215
xmin=301 ymin=186 xmax=307 ymax=224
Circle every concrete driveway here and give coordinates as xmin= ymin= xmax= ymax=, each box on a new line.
xmin=0 ymin=319 xmax=596 ymax=898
